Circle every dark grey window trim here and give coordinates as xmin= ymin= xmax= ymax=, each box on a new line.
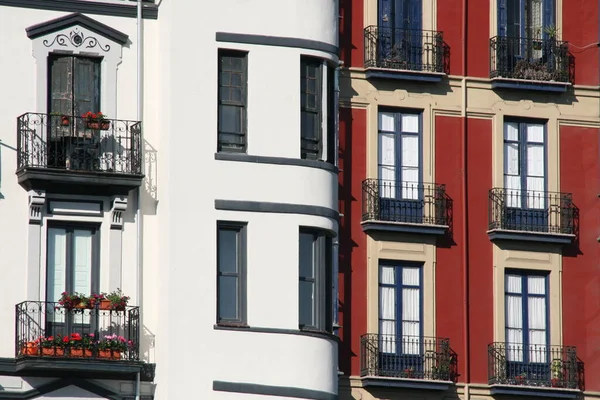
xmin=299 ymin=228 xmax=333 ymax=332
xmin=217 ymin=221 xmax=247 ymax=325
xmin=215 ymin=200 xmax=339 ymax=223
xmin=214 ymin=152 xmax=339 ymax=173
xmin=217 ymin=50 xmax=248 ymax=153
xmin=27 ymin=13 xmax=129 ymax=44
xmin=213 ymin=324 xmax=340 ymax=343
xmin=7 ymin=1 xmax=158 ymax=20
xmin=215 ymin=32 xmax=338 ymax=56
xmin=300 ymin=57 xmax=323 ymax=161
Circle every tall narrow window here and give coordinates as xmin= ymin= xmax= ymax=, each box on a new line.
xmin=46 ymin=225 xmax=99 ymax=332
xmin=299 ymin=229 xmax=332 ymax=331
xmin=300 ymin=58 xmax=322 ymax=160
xmin=378 ymin=110 xmax=422 ymax=223
xmin=498 ymin=0 xmax=554 ymax=39
xmin=218 ymin=50 xmax=247 ymax=153
xmin=377 ymin=0 xmax=423 ymax=68
xmin=504 ymin=120 xmax=547 ymax=231
xmin=378 ymin=263 xmax=423 ymax=373
xmin=505 ymin=271 xmax=549 ymax=374
xmin=217 ymin=222 xmax=247 ymax=324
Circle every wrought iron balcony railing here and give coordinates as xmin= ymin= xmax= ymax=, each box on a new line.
xmin=360 ymin=334 xmax=457 ymax=381
xmin=488 ymin=188 xmax=577 ymax=235
xmin=488 ymin=342 xmax=584 ymax=390
xmin=362 ymin=179 xmax=451 ymax=226
xmin=364 ymin=26 xmax=448 ymax=73
xmin=16 ymin=301 xmax=140 ymax=361
xmin=17 ymin=113 xmax=142 ymax=175
xmin=490 ymin=36 xmax=572 ymax=83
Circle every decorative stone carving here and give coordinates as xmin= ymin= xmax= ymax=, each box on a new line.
xmin=43 ymin=28 xmax=111 ymax=52
xmin=111 ymin=196 xmax=128 ymax=230
xmin=28 ymin=190 xmax=46 ymax=224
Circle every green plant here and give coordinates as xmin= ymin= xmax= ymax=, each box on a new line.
xmin=551 ymin=359 xmax=563 ymax=378
xmin=38 ymin=335 xmax=65 ymax=348
xmin=104 ymin=288 xmax=130 ymax=310
xmin=58 ymin=292 xmax=90 ymax=309
xmin=512 ymin=59 xmax=561 ymax=82
xmin=82 ymin=111 xmax=108 ymax=122
xmin=543 ymin=24 xmax=559 ymax=38
xmin=98 ymin=334 xmax=132 ymax=352
xmin=68 ymin=333 xmax=96 ymax=349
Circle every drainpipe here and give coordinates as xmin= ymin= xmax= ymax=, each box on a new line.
xmin=333 ymin=63 xmax=341 ymax=335
xmin=135 ymin=1 xmax=143 ymax=400
xmin=461 ymin=0 xmax=470 ymax=398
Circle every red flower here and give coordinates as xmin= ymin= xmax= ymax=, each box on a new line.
xmin=70 ymin=333 xmax=82 ymax=341
xmin=62 ymin=336 xmax=69 ymax=343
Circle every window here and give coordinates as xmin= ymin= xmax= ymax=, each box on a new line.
xmin=378 ymin=110 xmax=422 ymax=222
xmin=218 ymin=50 xmax=247 ymax=153
xmin=377 ymin=0 xmax=424 ymax=66
xmin=505 ymin=271 xmax=549 ymax=369
xmin=300 ymin=58 xmax=322 ymax=160
xmin=299 ymin=229 xmax=332 ymax=330
xmin=498 ymin=0 xmax=554 ymax=40
xmin=46 ymin=224 xmax=99 ymax=331
xmin=217 ymin=222 xmax=247 ymax=324
xmin=504 ymin=120 xmax=547 ymax=230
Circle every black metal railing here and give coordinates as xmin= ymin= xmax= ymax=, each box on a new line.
xmin=488 ymin=342 xmax=584 ymax=390
xmin=360 ymin=334 xmax=457 ymax=381
xmin=490 ymin=36 xmax=572 ymax=83
xmin=488 ymin=188 xmax=577 ymax=235
xmin=364 ymin=26 xmax=448 ymax=73
xmin=362 ymin=179 xmax=451 ymax=226
xmin=16 ymin=301 xmax=140 ymax=361
xmin=17 ymin=113 xmax=143 ymax=175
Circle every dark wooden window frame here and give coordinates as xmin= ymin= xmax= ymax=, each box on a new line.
xmin=217 ymin=50 xmax=248 ymax=153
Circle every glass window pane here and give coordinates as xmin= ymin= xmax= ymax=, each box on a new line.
xmin=301 ymin=112 xmax=317 ymax=139
xmin=218 ymin=229 xmax=238 ymax=273
xmin=219 ymin=105 xmax=242 ymax=133
xmin=506 ymin=275 xmax=522 ymax=293
xmin=527 ymin=124 xmax=544 ymax=143
xmin=299 ymin=280 xmax=314 ymax=326
xmin=299 ymin=232 xmax=314 ymax=278
xmin=379 ymin=112 xmax=395 ymax=132
xmin=219 ymin=276 xmax=238 ymax=320
xmin=505 ymin=122 xmax=519 ymax=141
xmin=73 ymin=230 xmax=93 ymax=296
xmin=401 ymin=114 xmax=419 ymax=133
xmin=47 ymin=228 xmax=67 ymax=303
xmin=528 ymin=276 xmax=546 ymax=295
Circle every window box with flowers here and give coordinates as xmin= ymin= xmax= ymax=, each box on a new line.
xmin=67 ymin=333 xmax=95 ymax=358
xmin=82 ymin=111 xmax=111 ymax=130
xmin=97 ymin=334 xmax=132 ymax=360
xmin=39 ymin=335 xmax=66 ymax=357
xmin=102 ymin=288 xmax=130 ymax=311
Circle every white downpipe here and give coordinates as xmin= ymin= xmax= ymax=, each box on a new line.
xmin=135 ymin=1 xmax=143 ymax=400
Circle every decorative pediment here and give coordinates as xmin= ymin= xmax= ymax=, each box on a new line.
xmin=26 ymin=12 xmax=128 ymax=46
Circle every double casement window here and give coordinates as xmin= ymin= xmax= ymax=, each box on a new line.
xmin=298 ymin=229 xmax=332 ymax=331
xmin=217 ymin=222 xmax=247 ymax=324
xmin=377 ymin=0 xmax=424 ymax=68
xmin=504 ymin=120 xmax=547 ymax=230
xmin=505 ymin=271 xmax=549 ymax=368
xmin=498 ymin=0 xmax=555 ymax=40
xmin=217 ymin=50 xmax=247 ymax=153
xmin=377 ymin=110 xmax=422 ymax=222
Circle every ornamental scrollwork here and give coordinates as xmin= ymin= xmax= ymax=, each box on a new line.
xmin=43 ymin=28 xmax=111 ymax=52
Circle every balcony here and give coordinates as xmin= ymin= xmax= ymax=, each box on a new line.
xmin=364 ymin=25 xmax=448 ymax=82
xmin=14 ymin=301 xmax=146 ymax=379
xmin=16 ymin=113 xmax=143 ymax=196
xmin=490 ymin=36 xmax=572 ymax=92
xmin=488 ymin=342 xmax=583 ymax=398
xmin=488 ymin=188 xmax=577 ymax=244
xmin=361 ymin=179 xmax=451 ymax=236
xmin=360 ymin=334 xmax=457 ymax=390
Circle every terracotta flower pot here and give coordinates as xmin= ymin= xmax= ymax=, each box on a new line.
xmin=99 ymin=299 xmax=112 ymax=310
xmin=70 ymin=348 xmax=93 ymax=358
xmin=87 ymin=121 xmax=100 ymax=129
xmin=98 ymin=350 xmax=121 ymax=360
xmin=100 ymin=121 xmax=111 ymax=130
xmin=21 ymin=342 xmax=39 ymax=356
xmin=41 ymin=347 xmax=65 ymax=357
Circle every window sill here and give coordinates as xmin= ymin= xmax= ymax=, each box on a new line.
xmin=214 ymin=324 xmax=340 ymax=343
xmin=490 ymin=77 xmax=571 ymax=93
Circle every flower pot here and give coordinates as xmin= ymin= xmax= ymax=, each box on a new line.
xmin=70 ymin=348 xmax=93 ymax=358
xmin=86 ymin=121 xmax=100 ymax=129
xmin=99 ymin=299 xmax=112 ymax=310
xmin=60 ymin=116 xmax=70 ymax=126
xmin=98 ymin=350 xmax=121 ymax=360
xmin=74 ymin=302 xmax=87 ymax=309
xmin=21 ymin=342 xmax=39 ymax=356
xmin=41 ymin=347 xmax=65 ymax=357
xmin=100 ymin=121 xmax=111 ymax=130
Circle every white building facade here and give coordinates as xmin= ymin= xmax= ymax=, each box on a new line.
xmin=0 ymin=0 xmax=340 ymax=399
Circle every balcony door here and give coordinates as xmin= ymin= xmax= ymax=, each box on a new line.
xmin=378 ymin=110 xmax=422 ymax=223
xmin=47 ymin=55 xmax=101 ymax=169
xmin=505 ymin=272 xmax=550 ymax=381
xmin=504 ymin=121 xmax=548 ymax=232
xmin=378 ymin=0 xmax=422 ymax=69
xmin=378 ymin=263 xmax=422 ymax=377
xmin=46 ymin=225 xmax=99 ymax=336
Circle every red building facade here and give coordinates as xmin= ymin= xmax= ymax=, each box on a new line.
xmin=338 ymin=0 xmax=600 ymax=399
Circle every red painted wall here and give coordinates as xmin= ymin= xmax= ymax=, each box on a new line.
xmin=435 ymin=116 xmax=466 ymax=380
xmin=560 ymin=126 xmax=600 ymax=391
xmin=340 ymin=0 xmax=364 ymax=68
xmin=437 ymin=1 xmax=463 ymax=76
xmin=466 ymin=118 xmax=494 ymax=383
xmin=562 ymin=2 xmax=599 ymax=86
xmin=338 ymin=107 xmax=368 ymax=376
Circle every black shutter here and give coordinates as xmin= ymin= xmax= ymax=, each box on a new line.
xmin=49 ymin=55 xmax=73 ymax=116
xmin=73 ymin=57 xmax=101 ymax=118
